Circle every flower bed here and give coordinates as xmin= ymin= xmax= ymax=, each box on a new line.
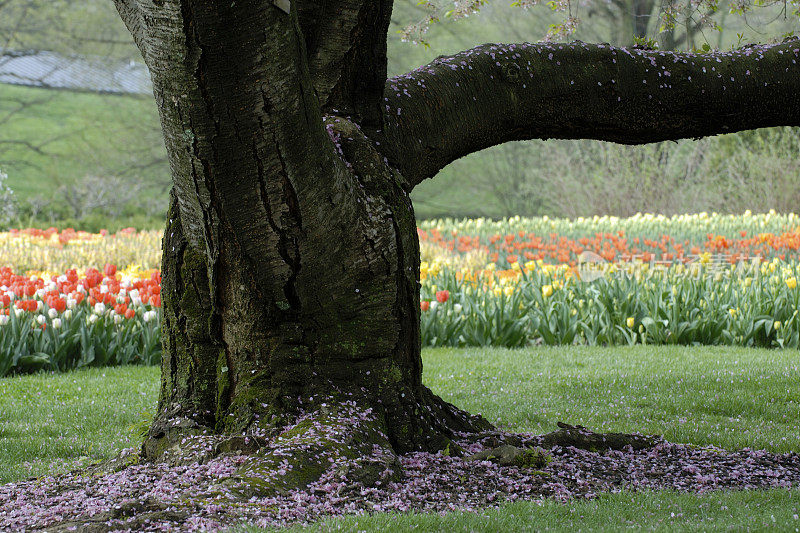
xmin=0 ymin=264 xmax=161 ymax=375
xmin=2 ymin=214 xmax=800 ymax=374
xmin=419 ymin=258 xmax=800 ymax=348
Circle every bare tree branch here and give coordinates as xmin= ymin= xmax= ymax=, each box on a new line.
xmin=380 ymin=39 xmax=800 ymax=187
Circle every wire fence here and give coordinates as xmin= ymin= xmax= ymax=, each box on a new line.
xmin=0 ymin=49 xmax=150 ymax=95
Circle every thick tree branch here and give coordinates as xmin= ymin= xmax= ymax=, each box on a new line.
xmin=296 ymin=0 xmax=393 ymax=128
xmin=381 ymin=39 xmax=800 ymax=187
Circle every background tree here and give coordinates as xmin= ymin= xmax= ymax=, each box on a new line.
xmin=110 ymin=0 xmax=800 ymax=491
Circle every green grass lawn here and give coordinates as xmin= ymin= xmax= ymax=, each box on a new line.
xmin=255 ymin=490 xmax=800 ymax=532
xmin=2 ymin=345 xmax=800 ymax=531
xmin=430 ymin=345 xmax=800 ymax=453
xmin=0 ymin=365 xmax=158 ymax=484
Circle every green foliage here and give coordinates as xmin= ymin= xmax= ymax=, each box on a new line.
xmin=0 ymin=84 xmax=169 ymax=227
xmin=0 ymin=170 xmax=16 ymax=230
xmin=632 ymin=36 xmax=660 ymax=49
xmin=414 ymin=127 xmax=800 ymax=220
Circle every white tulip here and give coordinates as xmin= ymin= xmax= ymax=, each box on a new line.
xmin=48 ymin=308 xmax=58 ymax=319
xmin=51 ymin=318 xmax=62 ymax=329
xmin=94 ymin=302 xmax=106 ymax=314
xmin=63 ymin=310 xmax=72 ymax=320
xmin=0 ymin=315 xmax=8 ymax=326
xmin=36 ymin=314 xmax=46 ymax=325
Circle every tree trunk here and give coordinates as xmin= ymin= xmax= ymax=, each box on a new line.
xmin=113 ymin=1 xmax=489 ymax=478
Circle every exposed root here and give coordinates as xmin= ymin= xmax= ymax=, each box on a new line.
xmin=223 ymin=402 xmax=402 ymax=498
xmin=382 ymin=385 xmax=494 ymax=454
xmin=536 ymin=422 xmax=662 ymax=451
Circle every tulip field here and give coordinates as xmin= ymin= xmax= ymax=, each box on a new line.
xmin=0 ymin=228 xmax=162 ymax=375
xmin=2 ymin=211 xmax=800 ymax=375
xmin=418 ymin=211 xmax=800 ymax=348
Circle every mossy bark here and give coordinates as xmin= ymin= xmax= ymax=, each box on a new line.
xmin=116 ymin=1 xmax=491 ymax=473
xmin=145 ymin=113 xmax=490 ymax=467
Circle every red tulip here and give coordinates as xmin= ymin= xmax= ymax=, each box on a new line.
xmin=53 ymin=298 xmax=66 ymax=312
xmin=435 ymin=290 xmax=449 ymax=304
xmin=420 ymin=300 xmax=430 ymax=312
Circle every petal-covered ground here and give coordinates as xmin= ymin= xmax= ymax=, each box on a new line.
xmin=1 ymin=407 xmax=798 ymax=532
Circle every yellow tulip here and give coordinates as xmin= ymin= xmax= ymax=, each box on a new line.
xmin=626 ymin=317 xmax=635 ymax=328
xmin=786 ymin=277 xmax=797 ymax=290
xmin=542 ymin=285 xmax=553 ymax=298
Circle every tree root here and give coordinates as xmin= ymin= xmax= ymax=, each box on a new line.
xmin=222 ymin=402 xmax=403 ymax=498
xmin=537 ymin=422 xmax=662 ymax=451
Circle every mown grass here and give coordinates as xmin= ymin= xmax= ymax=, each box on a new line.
xmin=1 ymin=345 xmax=799 ymax=530
xmin=0 ymin=365 xmax=158 ymax=483
xmin=251 ymin=490 xmax=800 ymax=532
xmin=427 ymin=345 xmax=800 ymax=453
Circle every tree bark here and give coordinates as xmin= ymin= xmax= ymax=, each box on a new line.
xmin=113 ymin=0 xmax=488 ymax=472
xmin=112 ymin=0 xmax=800 ymax=491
